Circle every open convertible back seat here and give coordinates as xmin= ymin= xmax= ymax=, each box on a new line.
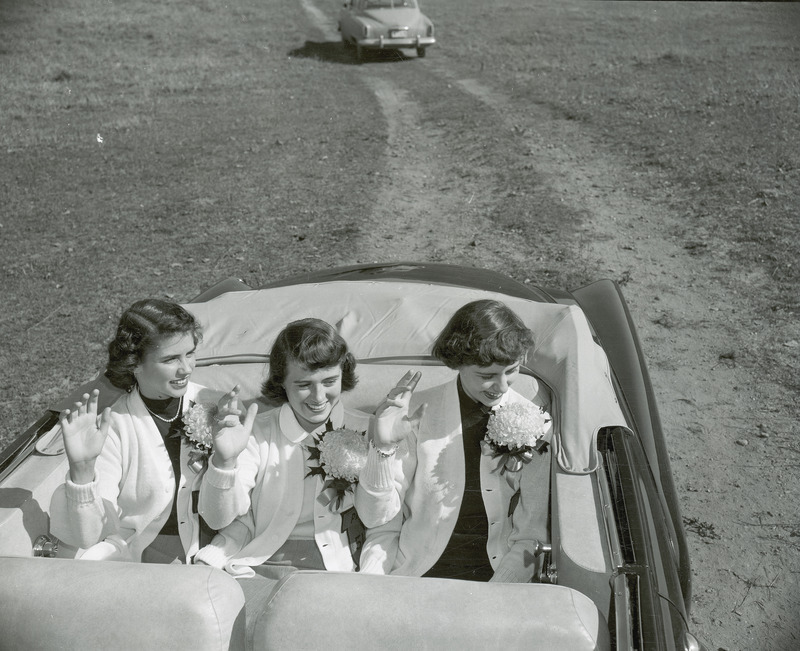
xmin=0 ymin=281 xmax=622 ymax=649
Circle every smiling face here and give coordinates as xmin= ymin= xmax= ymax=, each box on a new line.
xmin=134 ymin=333 xmax=197 ymax=400
xmin=283 ymin=360 xmax=343 ymax=432
xmin=458 ymin=360 xmax=521 ymax=408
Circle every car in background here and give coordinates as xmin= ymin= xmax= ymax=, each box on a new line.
xmin=338 ymin=0 xmax=435 ymax=61
xmin=0 ymin=262 xmax=705 ymax=650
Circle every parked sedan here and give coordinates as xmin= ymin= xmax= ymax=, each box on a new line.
xmin=0 ymin=262 xmax=705 ymax=650
xmin=339 ymin=0 xmax=435 ymax=61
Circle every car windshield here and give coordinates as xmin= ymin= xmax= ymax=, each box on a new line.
xmin=365 ymin=0 xmax=417 ymax=8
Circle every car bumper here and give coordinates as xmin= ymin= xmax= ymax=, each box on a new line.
xmin=358 ymin=36 xmax=435 ymax=50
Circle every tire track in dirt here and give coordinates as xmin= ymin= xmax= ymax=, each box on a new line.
xmin=298 ymin=0 xmax=505 ymax=264
xmin=357 ymin=75 xmax=474 ymax=260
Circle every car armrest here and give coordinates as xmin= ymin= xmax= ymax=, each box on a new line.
xmin=0 ymin=557 xmax=246 ymax=651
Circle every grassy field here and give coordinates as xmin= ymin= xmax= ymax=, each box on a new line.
xmin=3 ymin=1 xmax=798 ymax=446
xmin=2 ymin=0 xmax=377 ymax=442
xmin=443 ymin=2 xmax=800 ymax=295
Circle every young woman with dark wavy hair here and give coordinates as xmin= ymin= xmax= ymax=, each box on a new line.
xmin=50 ymin=299 xmax=255 ymax=564
xmin=357 ymin=299 xmax=552 ymax=582
xmin=195 ymin=317 xmax=393 ymax=578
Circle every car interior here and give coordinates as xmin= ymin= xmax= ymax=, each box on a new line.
xmin=0 ymin=282 xmax=628 ymax=650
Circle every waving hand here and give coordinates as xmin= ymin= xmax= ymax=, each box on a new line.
xmin=372 ymin=370 xmax=426 ymax=452
xmin=211 ymin=387 xmax=259 ymax=470
xmin=59 ymin=389 xmax=112 ymax=484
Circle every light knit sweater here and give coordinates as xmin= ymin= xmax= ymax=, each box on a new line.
xmin=356 ymin=377 xmax=552 ymax=583
xmin=49 ymin=383 xmax=219 ymax=562
xmin=195 ymin=401 xmax=372 ymax=578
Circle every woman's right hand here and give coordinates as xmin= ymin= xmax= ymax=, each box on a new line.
xmin=59 ymin=389 xmax=112 ymax=484
xmin=372 ymin=370 xmax=426 ymax=452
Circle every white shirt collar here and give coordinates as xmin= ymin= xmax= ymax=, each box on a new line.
xmin=278 ymin=401 xmax=346 ymax=444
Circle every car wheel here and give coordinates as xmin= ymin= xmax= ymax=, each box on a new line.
xmin=416 ymin=46 xmax=426 ymax=58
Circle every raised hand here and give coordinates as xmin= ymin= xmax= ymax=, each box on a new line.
xmin=372 ymin=370 xmax=425 ymax=451
xmin=210 ymin=401 xmax=259 ymax=470
xmin=216 ymin=384 xmax=244 ymax=420
xmin=59 ymin=389 xmax=112 ymax=484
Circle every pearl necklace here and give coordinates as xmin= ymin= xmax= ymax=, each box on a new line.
xmin=141 ymin=392 xmax=184 ymax=423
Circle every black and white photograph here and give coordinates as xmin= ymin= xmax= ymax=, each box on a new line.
xmin=1 ymin=1 xmax=798 ymax=649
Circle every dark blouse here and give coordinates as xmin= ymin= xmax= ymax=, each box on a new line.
xmin=140 ymin=395 xmax=183 ymax=536
xmin=423 ymin=380 xmax=494 ymax=581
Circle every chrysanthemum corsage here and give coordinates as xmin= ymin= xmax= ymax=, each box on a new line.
xmin=176 ymin=401 xmax=218 ymax=473
xmin=481 ymin=401 xmax=553 ymax=473
xmin=307 ymin=421 xmax=369 ymax=510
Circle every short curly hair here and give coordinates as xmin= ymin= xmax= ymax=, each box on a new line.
xmin=261 ymin=318 xmax=358 ymax=404
xmin=104 ymin=299 xmax=202 ymax=391
xmin=432 ymin=299 xmax=534 ymax=369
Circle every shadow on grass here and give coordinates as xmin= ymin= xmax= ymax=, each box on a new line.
xmin=288 ymin=40 xmax=418 ymax=65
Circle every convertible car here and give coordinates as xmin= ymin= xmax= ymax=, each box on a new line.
xmin=338 ymin=0 xmax=435 ymax=61
xmin=0 ymin=262 xmax=705 ymax=650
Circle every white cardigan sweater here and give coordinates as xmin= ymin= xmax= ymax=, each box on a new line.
xmin=49 ymin=383 xmax=217 ymax=562
xmin=356 ymin=377 xmax=552 ymax=582
xmin=195 ymin=401 xmax=372 ymax=578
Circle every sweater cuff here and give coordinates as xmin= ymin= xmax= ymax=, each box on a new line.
xmin=193 ymin=544 xmax=229 ymax=569
xmin=489 ymin=566 xmax=532 ymax=583
xmin=359 ymin=448 xmax=395 ymax=491
xmin=64 ymin=478 xmax=99 ymax=505
xmin=204 ymin=457 xmax=237 ymax=489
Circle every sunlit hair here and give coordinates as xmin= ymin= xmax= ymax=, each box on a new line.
xmin=432 ymin=299 xmax=534 ymax=369
xmin=104 ymin=299 xmax=202 ymax=391
xmin=261 ymin=318 xmax=358 ymax=404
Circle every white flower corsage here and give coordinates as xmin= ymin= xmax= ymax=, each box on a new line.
xmin=307 ymin=422 xmax=368 ymax=509
xmin=481 ymin=402 xmax=553 ymax=473
xmin=175 ymin=401 xmax=218 ymax=473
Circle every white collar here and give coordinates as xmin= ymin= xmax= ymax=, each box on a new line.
xmin=278 ymin=401 xmax=346 ymax=444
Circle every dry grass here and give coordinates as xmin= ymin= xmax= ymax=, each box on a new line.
xmin=440 ymin=1 xmax=800 ymax=297
xmin=0 ymin=0 xmax=380 ymax=443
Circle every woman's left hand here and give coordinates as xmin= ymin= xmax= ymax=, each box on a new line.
xmin=372 ymin=370 xmax=425 ymax=452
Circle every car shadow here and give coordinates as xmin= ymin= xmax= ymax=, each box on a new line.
xmin=0 ymin=487 xmax=49 ymax=548
xmin=288 ymin=41 xmax=418 ymax=65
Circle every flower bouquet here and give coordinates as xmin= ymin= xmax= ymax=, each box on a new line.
xmin=176 ymin=401 xmax=217 ymax=473
xmin=307 ymin=421 xmax=369 ymax=510
xmin=481 ymin=401 xmax=553 ymax=473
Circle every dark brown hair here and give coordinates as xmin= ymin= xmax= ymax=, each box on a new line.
xmin=261 ymin=318 xmax=358 ymax=403
xmin=104 ymin=299 xmax=202 ymax=390
xmin=432 ymin=299 xmax=534 ymax=369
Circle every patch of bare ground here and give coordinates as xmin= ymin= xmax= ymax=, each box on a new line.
xmin=354 ymin=77 xmax=454 ymax=259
